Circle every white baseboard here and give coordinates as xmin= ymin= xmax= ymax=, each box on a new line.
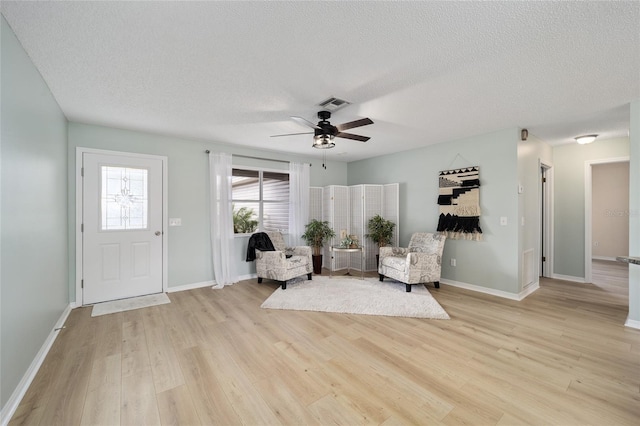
xmin=625 ymin=317 xmax=640 ymax=329
xmin=1 ymin=304 xmax=73 ymax=426
xmin=166 ymin=274 xmax=258 ymax=293
xmin=519 ymin=282 xmax=540 ymax=300
xmin=592 ymin=256 xmax=618 ymax=262
xmin=440 ymin=279 xmax=538 ymax=301
xmin=238 ymin=273 xmax=257 ymax=281
xmin=166 ymin=280 xmax=216 ymax=293
xmin=551 ymin=273 xmax=586 ymax=283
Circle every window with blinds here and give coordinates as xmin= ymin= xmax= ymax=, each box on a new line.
xmin=232 ymin=168 xmax=289 ymax=234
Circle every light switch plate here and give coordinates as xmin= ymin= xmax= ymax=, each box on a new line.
xmin=169 ymin=218 xmax=182 ymax=226
xmin=500 ymin=217 xmax=508 ymax=226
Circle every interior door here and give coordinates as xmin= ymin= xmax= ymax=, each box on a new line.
xmin=82 ymin=152 xmax=163 ymax=304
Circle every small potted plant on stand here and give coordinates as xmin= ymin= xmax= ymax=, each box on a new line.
xmin=302 ymin=220 xmax=336 ymax=274
xmin=340 ymin=235 xmax=360 ymax=249
xmin=365 ymin=214 xmax=396 ymax=266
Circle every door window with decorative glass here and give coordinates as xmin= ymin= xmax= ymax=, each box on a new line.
xmin=232 ymin=168 xmax=289 ymax=234
xmin=101 ymin=166 xmax=149 ymax=230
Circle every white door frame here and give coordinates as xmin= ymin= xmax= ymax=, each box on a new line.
xmin=75 ymin=147 xmax=168 ymax=306
xmin=584 ymin=156 xmax=629 ymax=283
xmin=539 ymin=161 xmax=554 ymax=278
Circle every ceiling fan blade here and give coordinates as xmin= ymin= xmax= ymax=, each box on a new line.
xmin=336 ymin=132 xmax=370 ymax=142
xmin=336 ymin=117 xmax=373 ymax=132
xmin=271 ymin=131 xmax=314 ymax=138
xmin=291 ymin=116 xmax=320 ymax=129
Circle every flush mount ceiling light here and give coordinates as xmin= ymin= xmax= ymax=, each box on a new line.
xmin=312 ymin=133 xmax=335 ymax=149
xmin=575 ymin=134 xmax=598 ymax=144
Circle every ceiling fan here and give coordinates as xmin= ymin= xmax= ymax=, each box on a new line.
xmin=271 ymin=111 xmax=373 ymax=149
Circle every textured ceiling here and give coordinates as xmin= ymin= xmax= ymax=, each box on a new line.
xmin=2 ymin=1 xmax=639 ymax=162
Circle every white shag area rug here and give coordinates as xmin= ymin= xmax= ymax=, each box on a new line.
xmin=91 ymin=293 xmax=170 ymax=317
xmin=261 ymin=276 xmax=449 ymax=319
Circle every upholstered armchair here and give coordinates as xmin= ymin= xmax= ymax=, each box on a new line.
xmin=378 ymin=232 xmax=446 ymax=292
xmin=255 ymin=231 xmax=312 ymax=289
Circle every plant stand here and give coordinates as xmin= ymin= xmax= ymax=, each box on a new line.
xmin=329 ymin=245 xmax=364 ymax=279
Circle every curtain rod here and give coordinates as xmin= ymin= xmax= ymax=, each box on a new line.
xmin=205 ymin=150 xmax=311 ymax=166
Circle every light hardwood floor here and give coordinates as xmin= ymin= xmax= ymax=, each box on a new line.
xmin=10 ymin=263 xmax=640 ymax=425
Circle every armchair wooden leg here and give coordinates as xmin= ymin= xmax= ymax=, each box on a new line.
xmin=281 ymin=281 xmax=287 ymax=290
xmin=257 ymin=277 xmax=263 ymax=283
xmin=307 ymin=273 xmax=312 ymax=280
xmin=406 ymin=284 xmax=412 ymax=292
xmin=434 ymin=281 xmax=440 ymax=288
xmin=379 ymin=274 xmax=384 ymax=282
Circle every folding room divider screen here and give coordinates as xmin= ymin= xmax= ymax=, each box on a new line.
xmin=309 ymin=184 xmax=399 ymax=272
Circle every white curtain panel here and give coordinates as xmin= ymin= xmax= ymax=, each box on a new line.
xmin=209 ymin=152 xmax=237 ymax=288
xmin=288 ymin=162 xmax=310 ymax=246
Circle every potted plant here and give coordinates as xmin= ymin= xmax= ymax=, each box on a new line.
xmin=340 ymin=235 xmax=359 ymax=248
xmin=301 ymin=219 xmax=336 ymax=274
xmin=365 ymin=214 xmax=396 ymax=265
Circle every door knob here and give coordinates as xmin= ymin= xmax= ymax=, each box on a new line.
xmin=155 ymin=231 xmax=162 ymax=236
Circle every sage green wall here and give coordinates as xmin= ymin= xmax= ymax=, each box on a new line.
xmin=1 ymin=17 xmax=69 ymax=409
xmin=67 ymin=122 xmax=348 ymax=300
xmin=348 ymin=128 xmax=521 ymax=294
xmin=629 ymin=99 xmax=639 ymax=324
xmin=552 ymin=137 xmax=629 ymax=278
xmin=517 ymin=133 xmax=553 ymax=288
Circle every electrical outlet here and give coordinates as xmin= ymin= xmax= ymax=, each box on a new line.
xmin=450 ymin=258 xmax=456 ymax=267
xmin=500 ymin=217 xmax=508 ymax=226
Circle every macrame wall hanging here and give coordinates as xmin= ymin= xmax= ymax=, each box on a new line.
xmin=437 ymin=166 xmax=483 ymax=241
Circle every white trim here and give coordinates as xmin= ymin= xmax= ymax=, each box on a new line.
xmin=237 ymin=273 xmax=257 ymax=281
xmin=166 ymin=274 xmax=258 ymax=293
xmin=592 ymin=256 xmax=618 ymax=262
xmin=520 ymin=282 xmax=540 ymax=300
xmin=624 ymin=317 xmax=640 ymax=329
xmin=522 ymin=248 xmax=535 ymax=288
xmin=166 ymin=280 xmax=215 ymax=293
xmin=551 ymin=273 xmax=585 ymax=283
xmin=584 ymin=157 xmax=629 ymax=284
xmin=1 ymin=304 xmax=73 ymax=426
xmin=75 ymin=147 xmax=168 ymax=306
xmin=539 ymin=161 xmax=554 ymax=278
xmin=440 ymin=279 xmax=539 ymax=301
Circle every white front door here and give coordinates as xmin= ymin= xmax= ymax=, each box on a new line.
xmin=82 ymin=152 xmax=164 ymax=304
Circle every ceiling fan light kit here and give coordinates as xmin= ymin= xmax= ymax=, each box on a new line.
xmin=313 ymin=134 xmax=335 ymax=149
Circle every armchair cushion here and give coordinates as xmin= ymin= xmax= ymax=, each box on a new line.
xmin=253 ymin=231 xmax=313 ymax=289
xmin=379 ymin=233 xmax=446 ymax=291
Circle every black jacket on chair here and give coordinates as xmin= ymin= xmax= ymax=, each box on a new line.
xmin=246 ymin=232 xmax=276 ymax=261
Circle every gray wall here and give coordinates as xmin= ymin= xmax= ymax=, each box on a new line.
xmin=348 ymin=128 xmax=521 ymax=294
xmin=67 ymin=122 xmax=348 ymax=300
xmin=1 ymin=17 xmax=69 ymax=408
xmin=552 ymin=138 xmax=629 ymax=278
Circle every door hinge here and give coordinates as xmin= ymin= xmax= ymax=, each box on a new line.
xmin=81 ymin=279 xmax=84 ymax=289
xmin=542 ymin=177 xmax=546 ymax=183
xmin=542 ymin=256 xmax=546 ymax=262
